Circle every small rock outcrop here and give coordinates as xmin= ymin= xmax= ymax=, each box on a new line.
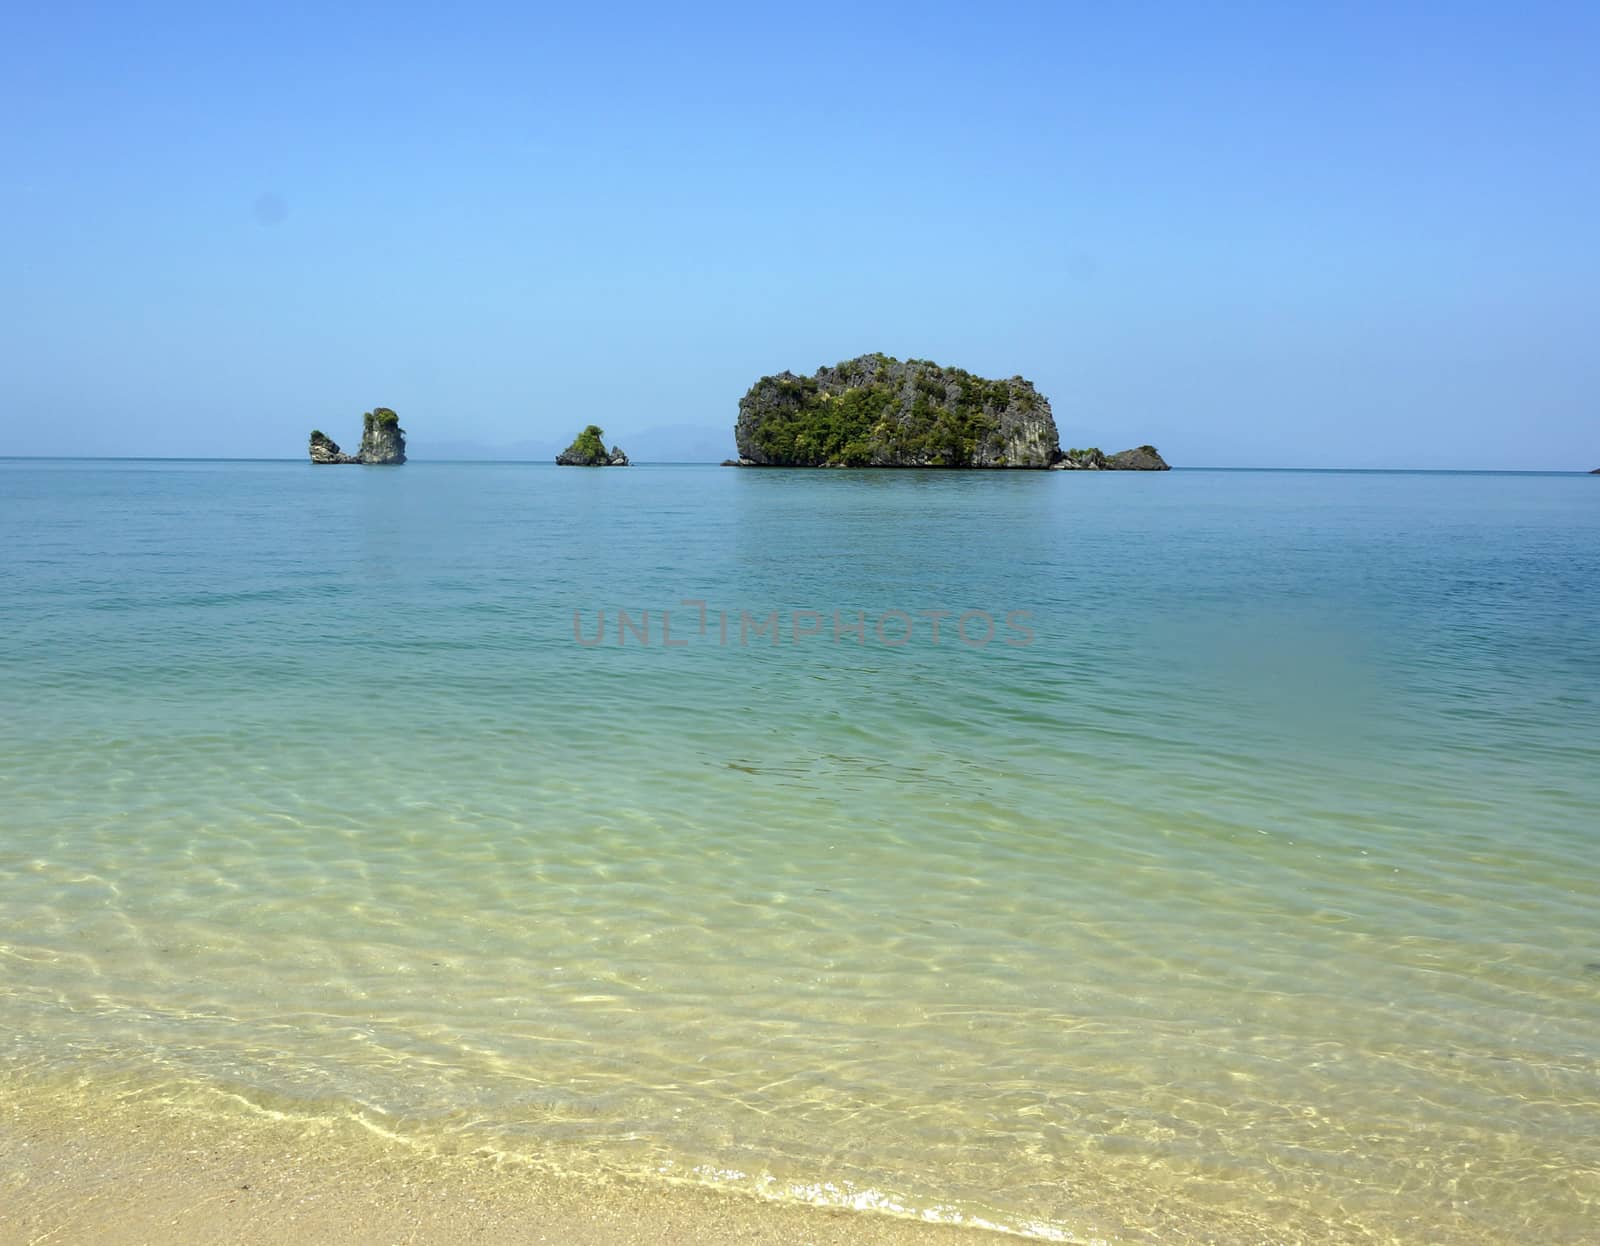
xmin=1104 ymin=445 xmax=1170 ymax=471
xmin=309 ymin=430 xmax=359 ymax=464
xmin=1053 ymin=447 xmax=1108 ymax=470
xmin=308 ymin=409 xmax=406 ymax=464
xmin=735 ymin=353 xmax=1059 ymax=468
xmin=556 ymin=425 xmax=630 ymax=466
xmin=1051 ymin=444 xmax=1171 ymax=471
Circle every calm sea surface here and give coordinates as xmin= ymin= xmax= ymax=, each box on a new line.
xmin=2 ymin=460 xmax=1597 ymax=1243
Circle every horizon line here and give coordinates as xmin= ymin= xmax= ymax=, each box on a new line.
xmin=1 ymin=456 xmax=1594 ymax=475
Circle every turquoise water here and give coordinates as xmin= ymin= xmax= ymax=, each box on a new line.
xmin=2 ymin=460 xmax=1598 ymax=1243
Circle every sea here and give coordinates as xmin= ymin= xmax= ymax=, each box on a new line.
xmin=2 ymin=459 xmax=1597 ymax=1244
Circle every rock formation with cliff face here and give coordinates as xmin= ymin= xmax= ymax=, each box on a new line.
xmin=358 ymin=408 xmax=406 ymax=464
xmin=556 ymin=425 xmax=630 ymax=466
xmin=308 ymin=409 xmax=406 ymax=464
xmin=735 ymin=354 xmax=1059 ymax=468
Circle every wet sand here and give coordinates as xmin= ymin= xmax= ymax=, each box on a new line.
xmin=0 ymin=1087 xmax=1013 ymax=1246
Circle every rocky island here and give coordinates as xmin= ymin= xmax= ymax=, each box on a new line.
xmin=308 ymin=430 xmax=358 ymax=464
xmin=731 ymin=353 xmax=1168 ymax=469
xmin=1052 ymin=445 xmax=1170 ymax=471
xmin=308 ymin=408 xmax=407 ymax=464
xmin=556 ymin=425 xmax=630 ymax=466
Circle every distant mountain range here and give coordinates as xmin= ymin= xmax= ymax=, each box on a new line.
xmin=410 ymin=424 xmax=734 ymax=464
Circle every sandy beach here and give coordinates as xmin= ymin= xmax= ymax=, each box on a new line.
xmin=0 ymin=1083 xmax=1009 ymax=1246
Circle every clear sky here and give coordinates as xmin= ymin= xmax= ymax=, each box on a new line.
xmin=3 ymin=1 xmax=1597 ymax=466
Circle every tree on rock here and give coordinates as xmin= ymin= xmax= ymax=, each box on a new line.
xmin=557 ymin=425 xmax=629 ymax=466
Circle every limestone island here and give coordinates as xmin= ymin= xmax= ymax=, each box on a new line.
xmin=1055 ymin=445 xmax=1171 ymax=471
xmin=556 ymin=425 xmax=630 ymax=466
xmin=730 ymin=353 xmax=1168 ymax=469
xmin=308 ymin=408 xmax=406 ymax=464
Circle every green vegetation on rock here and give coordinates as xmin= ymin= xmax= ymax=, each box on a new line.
xmin=556 ymin=424 xmax=629 ymax=466
xmin=735 ymin=354 xmax=1058 ymax=468
xmin=567 ymin=425 xmax=608 ymax=460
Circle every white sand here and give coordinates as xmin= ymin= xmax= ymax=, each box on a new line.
xmin=0 ymin=1087 xmax=1010 ymax=1246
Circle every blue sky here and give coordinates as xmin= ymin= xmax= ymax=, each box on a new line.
xmin=3 ymin=1 xmax=1597 ymax=466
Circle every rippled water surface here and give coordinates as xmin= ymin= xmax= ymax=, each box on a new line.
xmin=2 ymin=460 xmax=1598 ymax=1243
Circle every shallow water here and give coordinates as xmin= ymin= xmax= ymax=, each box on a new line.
xmin=2 ymin=460 xmax=1598 ymax=1242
